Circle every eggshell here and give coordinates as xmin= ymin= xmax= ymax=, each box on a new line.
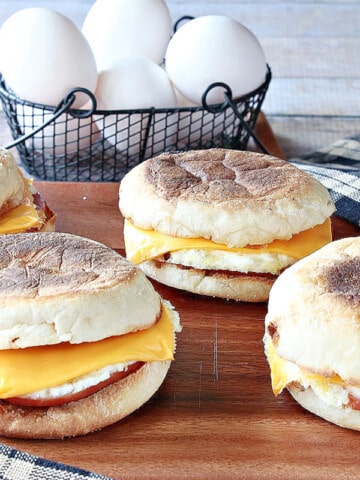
xmin=17 ymin=103 xmax=99 ymax=156
xmin=165 ymin=15 xmax=267 ymax=106
xmin=94 ymin=56 xmax=177 ymax=156
xmin=0 ymin=8 xmax=98 ymax=107
xmin=82 ymin=0 xmax=172 ymax=70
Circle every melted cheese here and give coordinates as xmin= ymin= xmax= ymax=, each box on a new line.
xmin=0 ymin=175 xmax=43 ymax=234
xmin=124 ymin=218 xmax=332 ymax=265
xmin=0 ymin=203 xmax=43 ymax=234
xmin=0 ymin=303 xmax=175 ymax=398
xmin=266 ymin=339 xmax=344 ymax=396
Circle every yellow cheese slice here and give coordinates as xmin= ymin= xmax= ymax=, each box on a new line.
xmin=266 ymin=339 xmax=344 ymax=396
xmin=0 ymin=203 xmax=43 ymax=234
xmin=124 ymin=218 xmax=332 ymax=265
xmin=0 ymin=174 xmax=43 ymax=234
xmin=0 ymin=304 xmax=175 ymax=398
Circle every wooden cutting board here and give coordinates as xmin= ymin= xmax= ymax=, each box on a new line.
xmin=2 ymin=116 xmax=360 ymax=480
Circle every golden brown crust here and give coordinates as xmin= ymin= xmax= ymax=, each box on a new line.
xmin=0 ymin=233 xmax=135 ymax=298
xmin=119 ymin=149 xmax=335 ymax=247
xmin=0 ymin=360 xmax=171 ymax=439
xmin=144 ymin=149 xmax=307 ymax=203
xmin=0 ymin=232 xmax=162 ymax=348
xmin=317 ymin=257 xmax=360 ymax=310
xmin=140 ymin=259 xmax=274 ymax=302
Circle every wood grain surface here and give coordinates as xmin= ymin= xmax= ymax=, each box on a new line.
xmin=0 ymin=186 xmax=357 ymax=479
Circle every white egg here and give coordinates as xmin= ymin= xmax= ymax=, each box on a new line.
xmin=82 ymin=0 xmax=172 ymax=70
xmin=165 ymin=15 xmax=267 ymax=106
xmin=0 ymin=8 xmax=98 ymax=107
xmin=95 ymin=56 xmax=177 ymax=156
xmin=95 ymin=57 xmax=176 ymax=111
xmin=17 ymin=103 xmax=99 ymax=156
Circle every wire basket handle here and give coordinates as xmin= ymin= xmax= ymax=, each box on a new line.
xmin=201 ymin=82 xmax=269 ymax=154
xmin=173 ymin=15 xmax=194 ymax=32
xmin=4 ymin=87 xmax=97 ymax=150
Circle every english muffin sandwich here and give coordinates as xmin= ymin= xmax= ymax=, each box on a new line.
xmin=119 ymin=148 xmax=335 ymax=302
xmin=0 ymin=148 xmax=55 ymax=233
xmin=264 ymin=236 xmax=360 ymax=430
xmin=0 ymin=232 xmax=180 ymax=439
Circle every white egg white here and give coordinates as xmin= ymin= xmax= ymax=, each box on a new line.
xmin=292 ymin=373 xmax=360 ymax=410
xmin=18 ymin=361 xmax=136 ymax=401
xmin=161 ymin=249 xmax=297 ymax=275
xmin=281 ymin=358 xmax=360 ymax=409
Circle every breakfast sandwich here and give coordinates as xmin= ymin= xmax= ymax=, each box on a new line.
xmin=0 ymin=232 xmax=180 ymax=439
xmin=119 ymin=148 xmax=335 ymax=302
xmin=264 ymin=236 xmax=360 ymax=430
xmin=0 ymin=148 xmax=55 ymax=233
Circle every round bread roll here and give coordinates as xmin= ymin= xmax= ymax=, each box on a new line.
xmin=119 ymin=149 xmax=335 ymax=247
xmin=0 ymin=232 xmax=162 ymax=349
xmin=0 ymin=148 xmax=26 ymax=216
xmin=0 ymin=360 xmax=170 ymax=439
xmin=264 ymin=236 xmax=360 ymax=430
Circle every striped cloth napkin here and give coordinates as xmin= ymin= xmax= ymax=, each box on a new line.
xmin=290 ymin=136 xmax=360 ymax=227
xmin=0 ymin=443 xmax=113 ymax=480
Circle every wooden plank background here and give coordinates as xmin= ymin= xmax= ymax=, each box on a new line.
xmin=0 ymin=0 xmax=359 ymax=160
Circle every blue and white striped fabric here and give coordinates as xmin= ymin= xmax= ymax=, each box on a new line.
xmin=0 ymin=444 xmax=113 ymax=480
xmin=290 ymin=136 xmax=360 ymax=227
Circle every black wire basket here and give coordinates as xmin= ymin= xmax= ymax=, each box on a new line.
xmin=0 ymin=66 xmax=271 ymax=182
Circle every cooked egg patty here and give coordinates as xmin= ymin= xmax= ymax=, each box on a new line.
xmin=162 ymin=249 xmax=297 ymax=274
xmin=19 ymin=361 xmax=136 ymax=401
